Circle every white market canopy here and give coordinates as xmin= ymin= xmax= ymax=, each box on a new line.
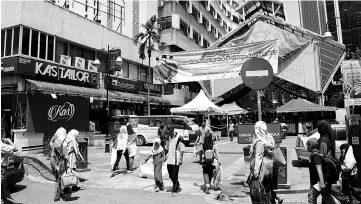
xmin=220 ymin=102 xmax=248 ymax=115
xmin=170 ymin=90 xmax=227 ymax=115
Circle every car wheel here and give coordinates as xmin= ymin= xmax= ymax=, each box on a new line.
xmin=136 ymin=136 xmax=146 ymax=146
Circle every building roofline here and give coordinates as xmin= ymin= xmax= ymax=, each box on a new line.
xmin=209 ymin=13 xmax=345 ymax=50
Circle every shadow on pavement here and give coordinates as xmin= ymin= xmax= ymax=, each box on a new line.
xmin=292 ymin=160 xmax=309 ymax=168
xmin=9 ymin=184 xmax=27 ymax=194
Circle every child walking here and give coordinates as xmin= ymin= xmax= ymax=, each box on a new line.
xmin=142 ymin=138 xmax=165 ymax=192
xmin=307 ymin=138 xmax=336 ymax=204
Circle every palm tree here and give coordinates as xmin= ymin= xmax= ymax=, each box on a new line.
xmin=133 ymin=15 xmax=164 ymax=116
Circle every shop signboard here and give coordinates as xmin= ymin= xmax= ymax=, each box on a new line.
xmin=1 ymin=57 xmax=18 ymax=76
xmin=137 ymin=81 xmax=162 ymax=96
xmin=237 ymin=123 xmax=281 ymax=144
xmin=342 ymin=60 xmax=361 ymax=100
xmin=105 ymin=76 xmax=138 ymax=93
xmin=28 ymin=94 xmax=89 ymax=133
xmin=5 ymin=56 xmax=99 ymax=87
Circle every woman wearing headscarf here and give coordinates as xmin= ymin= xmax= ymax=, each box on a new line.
xmin=142 ymin=138 xmax=165 ymax=192
xmin=249 ymin=121 xmax=275 ymax=204
xmin=111 ymin=118 xmax=128 ymax=177
xmin=202 ymin=131 xmax=220 ymax=194
xmin=124 ymin=119 xmax=137 ymax=174
xmin=50 ymin=127 xmax=68 ymax=202
xmin=65 ymin=129 xmax=85 ymax=191
xmin=318 ymin=120 xmax=351 ymax=204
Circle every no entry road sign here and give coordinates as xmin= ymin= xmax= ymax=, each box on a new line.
xmin=241 ymin=58 xmax=274 ymax=90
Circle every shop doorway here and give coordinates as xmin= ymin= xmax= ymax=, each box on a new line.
xmin=1 ymin=109 xmax=12 ymax=139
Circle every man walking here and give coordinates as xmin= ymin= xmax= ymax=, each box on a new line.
xmin=165 ymin=125 xmax=185 ymax=196
xmin=195 ymin=120 xmax=213 ymax=163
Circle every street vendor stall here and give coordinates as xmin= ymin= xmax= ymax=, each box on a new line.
xmin=219 ymin=102 xmax=248 ymax=136
xmin=276 ymin=98 xmax=337 ymax=135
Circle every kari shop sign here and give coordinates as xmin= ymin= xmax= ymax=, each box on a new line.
xmin=137 ymin=81 xmax=162 ymax=96
xmin=28 ymin=94 xmax=89 ymax=133
xmin=237 ymin=123 xmax=282 ymax=144
xmin=13 ymin=56 xmax=99 ymax=86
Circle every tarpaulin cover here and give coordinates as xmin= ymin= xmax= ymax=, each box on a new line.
xmin=276 ymin=98 xmax=337 ymax=113
xmin=170 ymin=90 xmax=227 ymax=115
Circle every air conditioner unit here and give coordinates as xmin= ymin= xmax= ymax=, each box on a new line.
xmin=87 ymin=60 xmax=98 ymax=72
xmin=158 ymin=0 xmax=164 ymax=7
xmin=60 ymin=55 xmax=71 ymax=66
xmin=74 ymin=57 xmax=86 ymax=69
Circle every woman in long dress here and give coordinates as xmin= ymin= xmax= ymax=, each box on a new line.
xmin=249 ymin=121 xmax=275 ymax=204
xmin=50 ymin=127 xmax=68 ymax=202
xmin=66 ymin=129 xmax=86 ymax=191
xmin=143 ymin=138 xmax=165 ymax=192
xmin=202 ymin=132 xmax=220 ymax=194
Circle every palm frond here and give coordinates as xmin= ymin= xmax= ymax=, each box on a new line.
xmin=133 ymin=32 xmax=146 ymax=46
xmin=138 ymin=42 xmax=147 ymax=60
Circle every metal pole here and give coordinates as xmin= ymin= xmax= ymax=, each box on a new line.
xmin=257 ymin=90 xmax=262 ymax=121
xmin=105 ymin=45 xmax=110 ymax=153
xmin=148 ymin=39 xmax=151 ymax=116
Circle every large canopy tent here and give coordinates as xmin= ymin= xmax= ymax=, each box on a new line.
xmin=197 ymin=14 xmax=345 ymax=106
xmin=220 ymin=102 xmax=248 ymax=115
xmin=170 ymin=90 xmax=227 ymax=115
xmin=276 ymin=98 xmax=337 ymax=113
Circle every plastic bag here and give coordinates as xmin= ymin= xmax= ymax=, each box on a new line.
xmin=110 ymin=148 xmax=117 ymax=165
xmin=212 ymin=164 xmax=222 ymax=187
xmin=139 ymin=159 xmax=169 ymax=180
xmin=345 ymin=146 xmax=357 ymax=169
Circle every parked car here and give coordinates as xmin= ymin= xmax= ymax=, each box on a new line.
xmin=295 ymin=124 xmax=347 ymax=160
xmin=1 ymin=153 xmax=25 ymax=187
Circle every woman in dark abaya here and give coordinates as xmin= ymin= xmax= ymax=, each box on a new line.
xmin=202 ymin=132 xmax=220 ymax=194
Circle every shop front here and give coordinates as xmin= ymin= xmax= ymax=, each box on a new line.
xmin=1 ymin=55 xmax=103 ymax=153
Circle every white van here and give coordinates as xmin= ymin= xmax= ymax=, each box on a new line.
xmin=110 ymin=115 xmax=200 ymax=146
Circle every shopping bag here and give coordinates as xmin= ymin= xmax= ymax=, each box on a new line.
xmin=345 ymin=146 xmax=356 ymax=170
xmin=61 ymin=168 xmax=79 ymax=189
xmin=273 ymin=147 xmax=286 ymax=167
xmin=249 ymin=179 xmax=271 ymax=204
xmin=110 ymin=148 xmax=117 ymax=166
xmin=194 ymin=143 xmax=203 ymax=154
xmin=138 ymin=159 xmax=169 ymax=180
xmin=212 ymin=164 xmax=222 ymax=187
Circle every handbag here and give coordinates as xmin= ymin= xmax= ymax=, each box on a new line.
xmin=110 ymin=148 xmax=117 ymax=166
xmin=249 ymin=179 xmax=271 ymax=204
xmin=61 ymin=168 xmax=78 ymax=189
xmin=273 ymin=147 xmax=286 ymax=167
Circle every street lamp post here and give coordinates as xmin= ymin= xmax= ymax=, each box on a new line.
xmin=93 ymin=46 xmax=123 ymax=153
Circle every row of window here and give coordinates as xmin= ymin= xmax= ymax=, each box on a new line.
xmin=179 ymin=1 xmax=228 ymax=40
xmin=1 ymin=25 xmax=152 ymax=82
xmin=179 ymin=19 xmax=211 ymax=48
xmin=200 ymin=1 xmax=242 ymax=28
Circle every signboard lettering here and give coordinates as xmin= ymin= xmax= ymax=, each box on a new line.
xmin=2 ymin=66 xmax=15 ymax=72
xmin=48 ymin=102 xmax=75 ymax=121
xmin=35 ymin=62 xmax=57 ymax=77
xmin=352 ymin=137 xmax=359 ymax=145
xmin=58 ymin=67 xmax=89 ymax=82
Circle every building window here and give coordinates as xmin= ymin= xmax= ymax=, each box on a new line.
xmin=232 ymin=16 xmax=240 ymax=24
xmin=222 ymin=4 xmax=227 ymax=14
xmin=191 ymin=5 xmax=200 ymax=21
xmin=211 ymin=25 xmax=216 ymax=36
xmin=193 ymin=30 xmax=200 ymax=45
xmin=55 ymin=41 xmax=68 ymax=63
xmin=1 ymin=30 xmax=4 ymax=57
xmin=158 ymin=16 xmax=172 ymax=31
xmin=5 ymin=29 xmax=13 ymax=56
xmin=203 ymin=38 xmax=210 ymax=48
xmin=224 ymin=23 xmax=228 ymax=31
xmin=122 ymin=61 xmax=129 ymax=78
xmin=39 ymin=33 xmax=47 ymax=59
xmin=30 ymin=30 xmax=39 ymax=57
xmin=217 ymin=13 xmax=222 ymax=24
xmin=202 ymin=16 xmax=209 ymax=30
xmin=22 ymin=27 xmax=30 ymax=55
xmin=140 ymin=66 xmax=147 ymax=82
xmin=210 ymin=5 xmax=215 ymax=16
xmin=179 ymin=0 xmax=189 ymax=11
xmin=129 ymin=62 xmax=139 ymax=80
xmin=200 ymin=1 xmax=207 ymax=8
xmin=180 ymin=19 xmax=190 ymax=36
xmin=232 ymin=1 xmax=239 ymax=8
xmin=47 ymin=36 xmax=55 ymax=61
xmin=13 ymin=27 xmax=20 ymax=55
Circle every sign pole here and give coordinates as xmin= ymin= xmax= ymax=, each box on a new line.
xmin=257 ymin=90 xmax=262 ymax=121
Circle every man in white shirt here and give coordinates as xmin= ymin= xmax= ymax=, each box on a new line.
xmin=1 ymin=134 xmax=20 ymax=204
xmin=165 ymin=125 xmax=185 ymax=196
xmin=195 ymin=120 xmax=213 ymax=163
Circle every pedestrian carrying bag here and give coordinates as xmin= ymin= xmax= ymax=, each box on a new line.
xmin=204 ymin=149 xmax=214 ymax=163
xmin=61 ymin=168 xmax=79 ymax=189
xmin=110 ymin=148 xmax=117 ymax=166
xmin=318 ymin=152 xmax=341 ymax=184
xmin=212 ymin=164 xmax=223 ymax=187
xmin=138 ymin=159 xmax=169 ymax=180
xmin=249 ymin=179 xmax=271 ymax=204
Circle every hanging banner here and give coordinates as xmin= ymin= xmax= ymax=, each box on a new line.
xmin=342 ymin=60 xmax=361 ymax=100
xmin=153 ymin=40 xmax=278 ymax=84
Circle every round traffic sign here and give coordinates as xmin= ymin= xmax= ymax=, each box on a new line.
xmin=241 ymin=58 xmax=274 ymax=90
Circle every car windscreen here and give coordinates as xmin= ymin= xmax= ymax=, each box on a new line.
xmin=306 ymin=128 xmax=318 ymax=137
xmin=182 ymin=117 xmax=195 ymax=125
